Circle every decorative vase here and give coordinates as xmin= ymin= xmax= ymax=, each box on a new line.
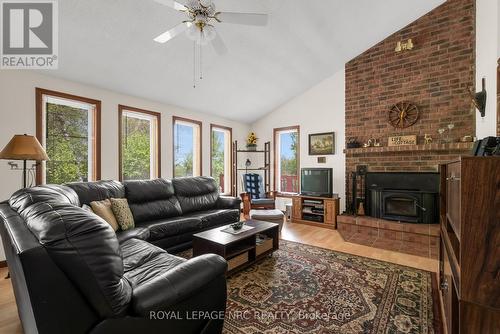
xmin=246 ymin=144 xmax=257 ymax=151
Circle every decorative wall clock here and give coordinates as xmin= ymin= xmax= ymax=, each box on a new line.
xmin=388 ymin=102 xmax=419 ymax=128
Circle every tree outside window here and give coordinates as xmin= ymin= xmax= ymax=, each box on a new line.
xmin=36 ymin=89 xmax=101 ymax=185
xmin=211 ymin=125 xmax=232 ymax=194
xmin=173 ymin=117 xmax=201 ymax=177
xmin=119 ymin=106 xmax=161 ymax=181
xmin=274 ymin=126 xmax=300 ymax=194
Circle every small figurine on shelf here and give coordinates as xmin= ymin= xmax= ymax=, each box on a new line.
xmin=438 ymin=128 xmax=446 ymax=143
xmin=446 ymin=123 xmax=455 ymax=143
xmin=363 ymin=139 xmax=373 ymax=148
xmin=373 ymin=139 xmax=381 ymax=147
xmin=460 ymin=135 xmax=473 ymax=143
xmin=424 ymin=134 xmax=432 ymax=144
xmin=246 ymin=132 xmax=258 ymax=151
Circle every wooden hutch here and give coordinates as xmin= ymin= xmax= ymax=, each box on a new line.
xmin=439 ymin=156 xmax=499 ymax=333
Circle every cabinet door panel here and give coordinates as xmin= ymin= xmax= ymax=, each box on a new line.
xmin=446 ymin=162 xmax=461 ymax=238
xmin=324 ymin=200 xmax=334 ymax=224
xmin=292 ymin=198 xmax=301 ymax=220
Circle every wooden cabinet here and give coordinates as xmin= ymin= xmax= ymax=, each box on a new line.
xmin=439 ymin=157 xmax=499 ymax=333
xmin=291 ymin=195 xmax=340 ymax=229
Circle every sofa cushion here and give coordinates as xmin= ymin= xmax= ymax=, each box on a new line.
xmin=90 ymin=199 xmax=120 ymax=231
xmin=184 ymin=209 xmax=240 ymax=229
xmin=125 ymin=179 xmax=182 ymax=223
xmin=172 ymin=177 xmax=219 ymax=214
xmin=116 ymin=226 xmax=150 ymax=244
xmin=137 ymin=217 xmax=202 ymax=241
xmin=110 ymin=198 xmax=135 ymax=231
xmin=121 ymin=238 xmax=185 ymax=288
xmin=65 ymin=180 xmax=125 ymax=206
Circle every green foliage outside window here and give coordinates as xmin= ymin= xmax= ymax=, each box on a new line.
xmin=211 ymin=130 xmax=225 ymax=191
xmin=174 ymin=152 xmax=193 ymax=177
xmin=45 ymin=103 xmax=89 ymax=184
xmin=280 ymin=132 xmax=298 ymax=176
xmin=122 ymin=116 xmax=152 ymax=180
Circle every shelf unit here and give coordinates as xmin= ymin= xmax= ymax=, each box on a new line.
xmin=291 ymin=195 xmax=340 ymax=229
xmin=438 ymin=157 xmax=499 ymax=334
xmin=231 ymin=141 xmax=271 ymax=196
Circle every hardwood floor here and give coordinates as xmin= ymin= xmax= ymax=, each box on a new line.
xmin=0 ymin=220 xmax=438 ymax=334
xmin=0 ymin=269 xmax=21 ymax=334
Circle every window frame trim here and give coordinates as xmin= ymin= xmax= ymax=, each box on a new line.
xmin=35 ymin=87 xmax=102 ymax=185
xmin=118 ymin=104 xmax=162 ymax=181
xmin=172 ymin=115 xmax=202 ymax=177
xmin=273 ymin=125 xmax=300 ymax=197
xmin=210 ymin=123 xmax=233 ymax=195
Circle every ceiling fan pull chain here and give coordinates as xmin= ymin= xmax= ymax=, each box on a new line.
xmin=193 ymin=40 xmax=196 ymax=88
xmin=199 ymin=42 xmax=203 ymax=80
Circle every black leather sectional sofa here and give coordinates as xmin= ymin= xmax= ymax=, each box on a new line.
xmin=0 ymin=176 xmax=241 ymax=334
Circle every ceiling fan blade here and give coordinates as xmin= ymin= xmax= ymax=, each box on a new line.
xmin=217 ymin=12 xmax=268 ymax=26
xmin=154 ymin=22 xmax=191 ymax=43
xmin=211 ymin=32 xmax=228 ymax=55
xmin=153 ymin=0 xmax=187 ymax=11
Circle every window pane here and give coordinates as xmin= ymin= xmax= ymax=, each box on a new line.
xmin=174 ymin=120 xmax=200 ymax=177
xmin=278 ymin=131 xmax=298 ymax=193
xmin=122 ymin=114 xmax=152 ymax=180
xmin=211 ymin=127 xmax=231 ymax=194
xmin=45 ymin=102 xmax=91 ymax=184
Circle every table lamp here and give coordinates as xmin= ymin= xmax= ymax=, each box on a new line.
xmin=0 ymin=134 xmax=49 ymax=188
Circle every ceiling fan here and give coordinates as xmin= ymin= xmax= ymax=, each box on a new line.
xmin=153 ymin=0 xmax=268 ymax=86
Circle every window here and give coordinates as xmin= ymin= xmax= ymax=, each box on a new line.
xmin=210 ymin=124 xmax=232 ymax=194
xmin=173 ymin=116 xmax=202 ymax=177
xmin=36 ymin=88 xmax=101 ymax=185
xmin=274 ymin=126 xmax=300 ymax=194
xmin=119 ymin=105 xmax=161 ymax=181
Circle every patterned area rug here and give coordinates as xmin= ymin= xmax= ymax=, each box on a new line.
xmin=178 ymin=240 xmax=440 ymax=334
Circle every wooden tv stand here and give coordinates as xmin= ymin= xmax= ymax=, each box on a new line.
xmin=291 ymin=195 xmax=340 ymax=229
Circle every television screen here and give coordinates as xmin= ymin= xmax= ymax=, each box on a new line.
xmin=301 ymin=168 xmax=332 ymax=197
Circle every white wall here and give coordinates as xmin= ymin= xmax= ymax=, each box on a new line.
xmin=0 ymin=71 xmax=249 ymax=260
xmin=251 ymin=69 xmax=346 ymax=212
xmin=476 ymin=0 xmax=498 ymax=137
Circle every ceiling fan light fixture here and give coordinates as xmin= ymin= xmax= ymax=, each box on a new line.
xmin=200 ymin=0 xmax=212 ymax=7
xmin=203 ymin=25 xmax=216 ymax=41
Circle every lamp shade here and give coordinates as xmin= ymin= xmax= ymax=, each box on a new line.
xmin=0 ymin=134 xmax=49 ymax=161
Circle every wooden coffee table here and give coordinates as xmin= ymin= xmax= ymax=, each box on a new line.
xmin=192 ymin=220 xmax=279 ymax=275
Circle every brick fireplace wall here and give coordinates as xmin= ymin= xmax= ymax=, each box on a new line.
xmin=344 ymin=0 xmax=476 ymax=205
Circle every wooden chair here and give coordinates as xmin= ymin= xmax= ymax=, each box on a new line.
xmin=240 ymin=173 xmax=276 ymax=218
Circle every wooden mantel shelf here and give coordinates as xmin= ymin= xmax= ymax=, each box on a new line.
xmin=344 ymin=142 xmax=473 ymax=156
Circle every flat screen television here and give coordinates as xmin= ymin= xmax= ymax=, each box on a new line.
xmin=301 ymin=168 xmax=333 ymax=197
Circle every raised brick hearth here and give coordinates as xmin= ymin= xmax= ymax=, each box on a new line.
xmin=337 ymin=215 xmax=439 ymax=259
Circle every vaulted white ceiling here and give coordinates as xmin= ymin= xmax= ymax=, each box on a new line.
xmin=44 ymin=0 xmax=444 ymax=123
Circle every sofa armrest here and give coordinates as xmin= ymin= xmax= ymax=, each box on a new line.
xmin=216 ymin=196 xmax=241 ymax=210
xmin=131 ymin=254 xmax=227 ymax=316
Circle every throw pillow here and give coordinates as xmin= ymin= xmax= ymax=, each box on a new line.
xmin=110 ymin=198 xmax=135 ymax=231
xmin=90 ymin=199 xmax=120 ymax=231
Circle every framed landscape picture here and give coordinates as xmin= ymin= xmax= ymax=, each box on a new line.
xmin=309 ymin=132 xmax=335 ymax=155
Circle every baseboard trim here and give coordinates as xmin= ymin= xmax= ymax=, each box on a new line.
xmin=0 ymin=261 xmax=7 ymax=268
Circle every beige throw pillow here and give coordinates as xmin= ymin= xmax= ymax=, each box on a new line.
xmin=90 ymin=199 xmax=120 ymax=231
xmin=110 ymin=198 xmax=135 ymax=231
